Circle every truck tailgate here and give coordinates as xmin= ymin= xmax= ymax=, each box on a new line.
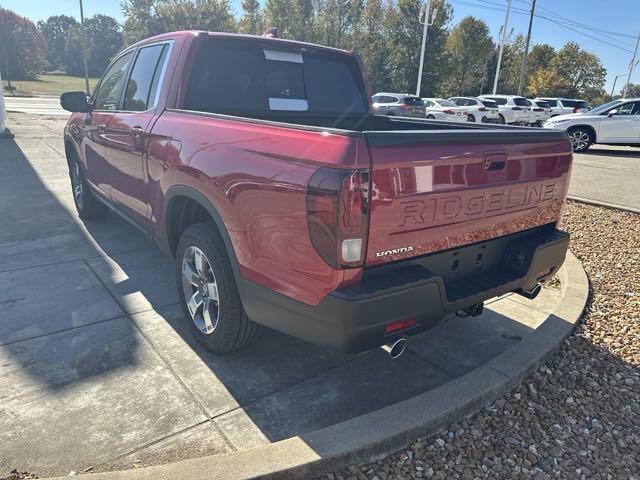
xmin=363 ymin=129 xmax=572 ymax=266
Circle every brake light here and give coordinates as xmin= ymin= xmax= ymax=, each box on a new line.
xmin=399 ymin=104 xmax=410 ymax=110
xmin=443 ymin=109 xmax=456 ymax=114
xmin=478 ymin=107 xmax=488 ymax=112
xmin=306 ymin=168 xmax=370 ymax=268
xmin=573 ymin=107 xmax=578 ymax=113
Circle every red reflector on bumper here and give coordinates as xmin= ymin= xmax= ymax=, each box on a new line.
xmin=385 ymin=318 xmax=417 ymax=334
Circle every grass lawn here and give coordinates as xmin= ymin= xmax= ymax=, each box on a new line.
xmin=2 ymin=74 xmax=99 ymax=96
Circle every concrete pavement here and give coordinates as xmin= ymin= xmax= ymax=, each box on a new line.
xmin=570 ymin=145 xmax=640 ymax=211
xmin=0 ymin=112 xmax=583 ymax=478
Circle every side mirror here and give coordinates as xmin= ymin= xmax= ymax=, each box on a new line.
xmin=607 ymin=109 xmax=619 ymax=117
xmin=60 ymin=91 xmax=92 ymax=113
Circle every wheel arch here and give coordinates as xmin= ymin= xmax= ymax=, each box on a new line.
xmin=163 ymin=186 xmax=241 ymax=277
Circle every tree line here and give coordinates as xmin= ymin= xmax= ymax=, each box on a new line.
xmin=0 ymin=0 xmax=628 ymax=104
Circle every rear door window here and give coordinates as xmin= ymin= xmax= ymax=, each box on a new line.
xmin=485 ymin=97 xmax=507 ymax=105
xmin=183 ymin=38 xmax=368 ymax=117
xmin=402 ymin=97 xmax=425 ymax=106
xmin=513 ymin=97 xmax=530 ymax=107
xmin=480 ymin=100 xmax=498 ymax=108
xmin=542 ymin=99 xmax=558 ymax=107
xmin=123 ymin=44 xmax=168 ymax=111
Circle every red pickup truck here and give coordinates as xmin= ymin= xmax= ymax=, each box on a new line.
xmin=61 ymin=31 xmax=572 ymax=357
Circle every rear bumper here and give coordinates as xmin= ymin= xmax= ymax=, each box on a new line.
xmin=239 ymin=227 xmax=569 ymax=353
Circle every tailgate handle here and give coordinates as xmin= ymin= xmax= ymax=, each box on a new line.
xmin=483 ymin=151 xmax=507 ymax=171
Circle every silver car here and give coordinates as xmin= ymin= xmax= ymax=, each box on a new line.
xmin=372 ymin=93 xmax=426 ymax=118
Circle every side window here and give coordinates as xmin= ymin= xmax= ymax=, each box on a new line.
xmin=124 ymin=44 xmax=168 ymax=112
xmin=94 ymin=52 xmax=134 ymax=111
xmin=632 ymin=102 xmax=640 ymax=115
xmin=372 ymin=96 xmax=381 ymax=103
xmin=450 ymin=98 xmax=461 ymax=105
xmin=616 ymin=103 xmax=636 ymax=115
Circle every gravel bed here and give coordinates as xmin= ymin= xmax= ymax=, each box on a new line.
xmin=323 ymin=201 xmax=640 ymax=480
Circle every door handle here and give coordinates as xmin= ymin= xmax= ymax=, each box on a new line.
xmin=129 ymin=126 xmax=144 ymax=137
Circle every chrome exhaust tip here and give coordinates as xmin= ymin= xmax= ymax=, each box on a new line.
xmin=518 ymin=283 xmax=542 ymax=300
xmin=381 ymin=336 xmax=408 ymax=359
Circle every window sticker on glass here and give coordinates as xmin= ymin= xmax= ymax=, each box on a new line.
xmin=268 ymin=98 xmax=309 ymax=111
xmin=263 ymin=49 xmax=303 ymax=63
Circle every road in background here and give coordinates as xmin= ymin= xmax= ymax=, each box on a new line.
xmin=4 ymin=96 xmax=67 ymax=116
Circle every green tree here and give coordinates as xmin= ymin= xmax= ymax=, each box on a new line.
xmin=238 ymin=0 xmax=264 ymax=35
xmin=264 ymin=0 xmax=314 ymax=41
xmin=37 ymin=15 xmax=78 ymax=70
xmin=0 ymin=8 xmax=46 ymax=82
xmin=496 ymin=34 xmax=525 ymax=94
xmin=313 ymin=0 xmax=362 ymax=49
xmin=526 ymin=67 xmax=573 ymax=98
xmin=352 ymin=0 xmax=389 ymax=93
xmin=122 ymin=0 xmax=235 ymax=43
xmin=622 ymin=82 xmax=640 ymax=98
xmin=441 ymin=16 xmax=493 ymax=96
xmin=552 ymin=41 xmax=607 ymax=99
xmin=122 ymin=0 xmax=162 ymax=44
xmin=86 ymin=15 xmax=123 ymax=76
xmin=526 ymin=43 xmax=555 ymax=75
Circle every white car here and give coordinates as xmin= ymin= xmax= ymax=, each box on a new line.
xmin=534 ymin=97 xmax=589 ymax=117
xmin=448 ymin=96 xmax=501 ymax=124
xmin=422 ymin=98 xmax=468 ymax=123
xmin=543 ymin=98 xmax=640 ymax=152
xmin=478 ymin=95 xmax=531 ymax=125
xmin=530 ymin=99 xmax=553 ymax=126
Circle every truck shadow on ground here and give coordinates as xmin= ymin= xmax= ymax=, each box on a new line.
xmin=584 ymin=146 xmax=640 ymax=158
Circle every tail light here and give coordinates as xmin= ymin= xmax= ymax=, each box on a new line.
xmin=512 ymin=106 xmax=522 ymax=111
xmin=478 ymin=107 xmax=488 ymax=112
xmin=306 ymin=168 xmax=370 ymax=268
xmin=399 ymin=104 xmax=410 ymax=110
xmin=573 ymin=107 xmax=578 ymax=113
xmin=443 ymin=109 xmax=456 ymax=114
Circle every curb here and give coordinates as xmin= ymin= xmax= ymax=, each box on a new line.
xmin=48 ymin=252 xmax=588 ymax=480
xmin=567 ymin=195 xmax=640 ymax=215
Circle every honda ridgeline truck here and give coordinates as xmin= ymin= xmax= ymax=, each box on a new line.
xmin=60 ymin=31 xmax=572 ymax=357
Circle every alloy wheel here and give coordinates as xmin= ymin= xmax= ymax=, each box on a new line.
xmin=71 ymin=162 xmax=84 ymax=210
xmin=181 ymin=246 xmax=220 ymax=335
xmin=569 ymin=129 xmax=590 ymax=151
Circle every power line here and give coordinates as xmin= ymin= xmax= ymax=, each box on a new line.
xmin=449 ymin=0 xmax=636 ymax=54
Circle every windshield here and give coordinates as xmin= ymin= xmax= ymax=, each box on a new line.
xmin=588 ymin=100 xmax=623 ymax=114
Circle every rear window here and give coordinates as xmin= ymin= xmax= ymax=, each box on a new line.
xmin=561 ymin=99 xmax=588 ymax=109
xmin=183 ymin=38 xmax=368 ymax=116
xmin=513 ymin=97 xmax=530 ymax=106
xmin=402 ymin=97 xmax=425 ymax=106
xmin=480 ymin=100 xmax=498 ymax=108
xmin=437 ymin=99 xmax=457 ymax=107
xmin=484 ymin=96 xmax=507 ymax=105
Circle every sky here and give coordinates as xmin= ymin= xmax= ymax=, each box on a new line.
xmin=1 ymin=0 xmax=638 ymax=94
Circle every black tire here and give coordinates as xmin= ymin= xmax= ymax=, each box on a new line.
xmin=567 ymin=127 xmax=593 ymax=153
xmin=426 ymin=114 xmax=435 ymax=119
xmin=176 ymin=222 xmax=259 ymax=354
xmin=498 ymin=114 xmax=506 ymax=124
xmin=68 ymin=152 xmax=109 ymax=220
xmin=468 ymin=114 xmax=476 ymax=123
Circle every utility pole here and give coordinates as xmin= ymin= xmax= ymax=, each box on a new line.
xmin=492 ymin=0 xmax=512 ymax=95
xmin=517 ymin=0 xmax=536 ymax=96
xmin=416 ymin=0 xmax=438 ymax=97
xmin=79 ymin=0 xmax=90 ymax=95
xmin=611 ymin=73 xmax=626 ymax=98
xmin=623 ymin=33 xmax=640 ymax=99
